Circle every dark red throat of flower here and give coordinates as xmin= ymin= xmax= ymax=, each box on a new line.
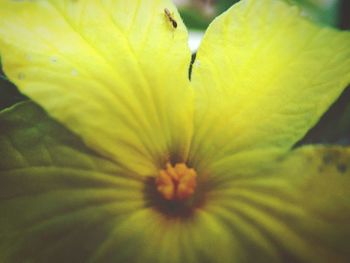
xmin=156 ymin=162 xmax=197 ymax=201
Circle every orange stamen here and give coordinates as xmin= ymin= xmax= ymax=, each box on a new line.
xmin=156 ymin=162 xmax=197 ymax=201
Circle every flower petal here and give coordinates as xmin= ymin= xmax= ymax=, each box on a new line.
xmin=0 ymin=102 xmax=146 ymax=262
xmin=0 ymin=102 xmax=268 ymax=263
xmin=2 ymin=103 xmax=349 ymax=263
xmin=78 ymin=146 xmax=350 ymax=263
xmin=189 ymin=0 xmax=350 ymax=169
xmin=204 ymin=145 xmax=350 ymax=262
xmin=0 ymin=0 xmax=193 ymax=175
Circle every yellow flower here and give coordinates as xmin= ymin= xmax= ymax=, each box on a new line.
xmin=0 ymin=0 xmax=349 ymax=262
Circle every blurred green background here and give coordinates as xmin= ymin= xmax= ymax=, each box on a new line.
xmin=175 ymin=0 xmax=349 ymax=29
xmin=0 ymin=0 xmax=349 ymax=145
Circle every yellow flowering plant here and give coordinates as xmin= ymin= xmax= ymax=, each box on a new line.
xmin=0 ymin=0 xmax=349 ymax=262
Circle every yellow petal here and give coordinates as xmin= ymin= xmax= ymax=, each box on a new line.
xmin=90 ymin=208 xmax=238 ymax=263
xmin=0 ymin=0 xmax=193 ymax=176
xmin=189 ymin=0 xmax=350 ymax=169
xmin=205 ymin=145 xmax=350 ymax=262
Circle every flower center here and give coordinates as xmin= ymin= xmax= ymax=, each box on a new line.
xmin=156 ymin=162 xmax=197 ymax=201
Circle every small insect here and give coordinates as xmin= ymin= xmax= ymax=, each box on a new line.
xmin=164 ymin=8 xmax=177 ymax=29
